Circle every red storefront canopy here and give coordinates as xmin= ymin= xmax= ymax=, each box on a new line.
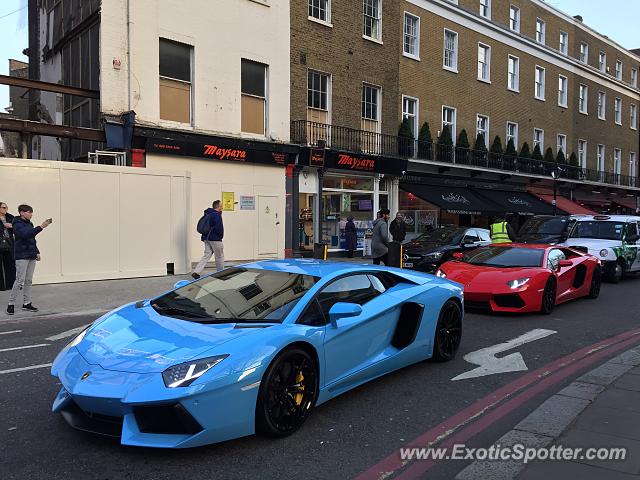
xmin=534 ymin=194 xmax=598 ymax=215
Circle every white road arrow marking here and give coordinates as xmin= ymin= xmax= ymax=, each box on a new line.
xmin=452 ymin=328 xmax=557 ymax=381
xmin=46 ymin=324 xmax=89 ymax=341
xmin=0 ymin=330 xmax=22 ymax=335
xmin=0 ymin=343 xmax=50 ymax=353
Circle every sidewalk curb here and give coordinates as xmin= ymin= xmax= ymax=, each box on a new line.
xmin=0 ymin=308 xmax=110 ymax=324
xmin=455 ymin=345 xmax=640 ymax=480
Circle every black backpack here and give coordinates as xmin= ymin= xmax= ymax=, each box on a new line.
xmin=197 ymin=213 xmax=212 ymax=236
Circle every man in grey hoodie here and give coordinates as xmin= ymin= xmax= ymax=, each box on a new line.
xmin=371 ymin=209 xmax=390 ymax=265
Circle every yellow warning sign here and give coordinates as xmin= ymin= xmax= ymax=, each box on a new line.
xmin=222 ymin=192 xmax=234 ymax=211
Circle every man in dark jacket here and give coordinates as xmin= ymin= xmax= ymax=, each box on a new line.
xmin=192 ymin=200 xmax=225 ymax=279
xmin=389 ymin=212 xmax=407 ymax=243
xmin=7 ymin=204 xmax=51 ymax=315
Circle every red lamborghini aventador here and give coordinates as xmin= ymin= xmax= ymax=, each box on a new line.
xmin=436 ymin=244 xmax=601 ymax=314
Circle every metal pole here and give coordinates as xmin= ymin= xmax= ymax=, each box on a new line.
xmin=553 ymin=177 xmax=557 ymax=216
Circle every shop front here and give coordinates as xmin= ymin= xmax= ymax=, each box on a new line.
xmin=294 ymin=148 xmax=407 ymax=256
xmin=134 ymin=127 xmax=297 ymax=263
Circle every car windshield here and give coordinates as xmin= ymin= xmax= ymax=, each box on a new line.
xmin=569 ymin=221 xmax=624 ymax=240
xmin=462 ymin=246 xmax=544 ymax=268
xmin=414 ymin=227 xmax=465 ymax=245
xmin=151 ymin=268 xmax=319 ymax=323
xmin=519 ymin=217 xmax=570 ymax=235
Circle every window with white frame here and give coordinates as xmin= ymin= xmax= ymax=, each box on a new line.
xmin=477 ymin=43 xmax=491 ymax=82
xmin=557 ymin=134 xmax=566 ymax=155
xmin=363 ymin=0 xmax=381 ymax=41
xmin=241 ymin=59 xmax=267 ymax=135
xmin=402 ymin=96 xmax=418 ymax=139
xmin=579 ymin=84 xmax=588 ymax=114
xmin=307 ymin=70 xmax=330 ymax=123
xmin=443 ymin=29 xmax=458 ymax=71
xmin=479 ymin=0 xmax=491 ymax=19
xmin=309 ymin=0 xmax=330 ymax=23
xmin=159 ymin=38 xmax=193 ymax=124
xmin=597 ymin=144 xmax=605 ymax=173
xmin=509 ymin=5 xmax=520 ymax=32
xmin=558 ymin=75 xmax=568 ymax=107
xmin=559 ymin=31 xmax=568 ymax=55
xmin=632 ymin=68 xmax=638 ymax=88
xmin=578 ymin=139 xmax=587 ymax=168
xmin=615 ymin=60 xmax=623 ymax=80
xmin=442 ymin=106 xmax=456 ymax=142
xmin=598 ymin=91 xmax=606 ymax=119
xmin=535 ymin=66 xmax=545 ymax=100
xmin=579 ymin=42 xmax=589 ymax=63
xmin=534 ymin=128 xmax=544 ymax=150
xmin=631 ymin=104 xmax=637 ymax=130
xmin=403 ymin=12 xmax=420 ymax=58
xmin=630 ymin=152 xmax=637 ymax=182
xmin=506 ymin=122 xmax=518 ymax=149
xmin=361 ymin=84 xmax=380 ymax=152
xmin=614 ymin=148 xmax=622 ymax=180
xmin=615 ymin=98 xmax=622 ymax=125
xmin=476 ymin=114 xmax=489 ymax=143
xmin=535 ymin=18 xmax=545 ymax=44
xmin=599 ymin=51 xmax=606 ymax=72
xmin=508 ymin=55 xmax=519 ymax=91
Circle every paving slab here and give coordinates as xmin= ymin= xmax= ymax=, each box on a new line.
xmin=576 ymin=362 xmax=635 ymax=386
xmin=613 ymin=373 xmax=640 ymax=392
xmin=572 ymin=406 xmax=640 ymax=442
xmin=609 ymin=348 xmax=640 ymax=367
xmin=593 ymin=387 xmax=640 ymax=413
xmin=556 ymin=381 xmax=605 ymax=401
xmin=555 ymin=428 xmax=640 ymax=475
xmin=514 ymin=394 xmax=590 ymax=437
xmin=518 ymin=458 xmax=638 ymax=480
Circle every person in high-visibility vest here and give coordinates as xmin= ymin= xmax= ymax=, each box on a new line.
xmin=490 ymin=216 xmax=516 ymax=243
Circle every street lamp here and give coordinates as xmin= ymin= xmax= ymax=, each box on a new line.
xmin=550 ymin=166 xmax=564 ymax=216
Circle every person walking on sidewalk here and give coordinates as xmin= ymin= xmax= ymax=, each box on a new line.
xmin=0 ymin=202 xmax=16 ymax=291
xmin=6 ymin=204 xmax=51 ymax=315
xmin=192 ymin=200 xmax=224 ymax=279
xmin=389 ymin=212 xmax=407 ymax=243
xmin=372 ymin=209 xmax=390 ymax=265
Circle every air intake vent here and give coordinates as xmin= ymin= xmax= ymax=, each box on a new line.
xmin=239 ymin=283 xmax=263 ymax=300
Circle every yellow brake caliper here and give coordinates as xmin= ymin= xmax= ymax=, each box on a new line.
xmin=294 ymin=371 xmax=305 ymax=406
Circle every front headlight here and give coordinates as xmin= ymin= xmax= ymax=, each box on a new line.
xmin=423 ymin=251 xmax=444 ymax=260
xmin=436 ymin=269 xmax=447 ymax=278
xmin=507 ymin=278 xmax=530 ymax=289
xmin=599 ymin=249 xmax=609 ymax=257
xmin=162 ymin=355 xmax=229 ymax=388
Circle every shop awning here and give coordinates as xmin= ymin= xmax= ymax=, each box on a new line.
xmin=473 ymin=189 xmax=560 ymax=215
xmin=534 ymin=194 xmax=598 ymax=215
xmin=612 ymin=197 xmax=638 ymax=210
xmin=400 ymin=184 xmax=502 ymax=215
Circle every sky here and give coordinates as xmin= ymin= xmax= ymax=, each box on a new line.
xmin=0 ymin=0 xmax=638 ymax=111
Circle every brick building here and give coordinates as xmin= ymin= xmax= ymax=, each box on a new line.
xmin=290 ymin=0 xmax=640 ymax=251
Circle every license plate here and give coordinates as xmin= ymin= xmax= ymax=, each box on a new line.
xmin=403 ymin=262 xmax=413 ymax=268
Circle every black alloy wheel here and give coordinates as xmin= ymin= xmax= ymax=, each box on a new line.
xmin=540 ymin=277 xmax=557 ymax=315
xmin=432 ymin=299 xmax=463 ymax=362
xmin=256 ymin=348 xmax=318 ymax=437
xmin=587 ymin=267 xmax=602 ymax=299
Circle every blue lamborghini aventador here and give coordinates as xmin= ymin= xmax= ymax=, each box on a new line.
xmin=51 ymin=259 xmax=463 ymax=448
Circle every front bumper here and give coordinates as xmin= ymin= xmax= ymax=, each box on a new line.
xmin=464 ymin=286 xmax=539 ymax=313
xmin=51 ymin=348 xmax=261 ymax=448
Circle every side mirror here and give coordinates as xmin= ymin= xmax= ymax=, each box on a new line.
xmin=173 ymin=279 xmax=191 ymax=289
xmin=452 ymin=252 xmax=464 ymax=260
xmin=328 ymin=302 xmax=363 ymax=328
xmin=558 ymin=260 xmax=572 ymax=268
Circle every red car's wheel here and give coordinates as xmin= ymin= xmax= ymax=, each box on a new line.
xmin=540 ymin=277 xmax=556 ymax=315
xmin=587 ymin=267 xmax=602 ymax=299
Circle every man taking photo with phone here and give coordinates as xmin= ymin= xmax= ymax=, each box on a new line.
xmin=6 ymin=204 xmax=51 ymax=315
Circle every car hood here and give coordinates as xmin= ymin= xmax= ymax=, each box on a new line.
xmin=76 ymin=304 xmax=270 ymax=373
xmin=403 ymin=243 xmax=452 ymax=255
xmin=565 ymin=238 xmax=621 ymax=251
xmin=440 ymin=261 xmax=540 ymax=287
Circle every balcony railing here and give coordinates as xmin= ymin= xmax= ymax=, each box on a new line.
xmin=291 ymin=120 xmax=640 ymax=189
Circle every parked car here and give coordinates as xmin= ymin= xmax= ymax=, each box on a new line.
xmin=51 ymin=260 xmax=463 ymax=448
xmin=436 ymin=244 xmax=601 ymax=314
xmin=516 ymin=215 xmax=579 ymax=244
xmin=402 ymin=226 xmax=491 ymax=272
xmin=564 ymin=215 xmax=640 ymax=283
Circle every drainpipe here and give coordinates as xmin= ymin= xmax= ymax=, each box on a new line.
xmin=127 ymin=0 xmax=132 ymax=112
